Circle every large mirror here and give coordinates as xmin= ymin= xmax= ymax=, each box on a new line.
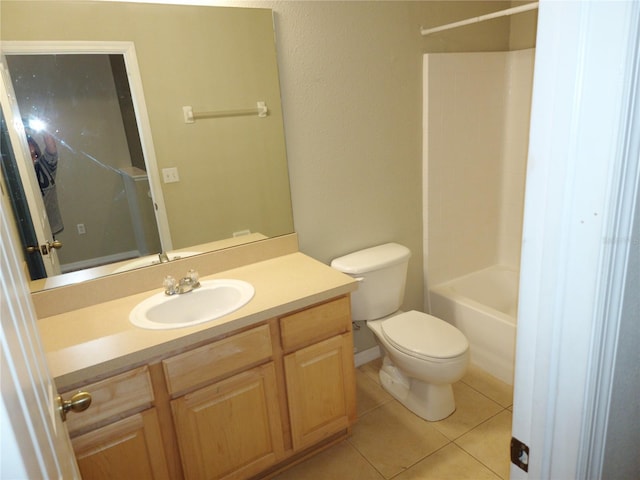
xmin=0 ymin=1 xmax=294 ymax=291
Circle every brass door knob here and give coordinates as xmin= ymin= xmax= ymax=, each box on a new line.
xmin=48 ymin=240 xmax=63 ymax=250
xmin=25 ymin=240 xmax=63 ymax=254
xmin=57 ymin=391 xmax=92 ymax=422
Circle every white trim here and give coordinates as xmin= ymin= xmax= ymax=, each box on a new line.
xmin=2 ymin=40 xmax=136 ymax=56
xmin=354 ymin=346 xmax=381 ymax=367
xmin=1 ymin=40 xmax=173 ymax=251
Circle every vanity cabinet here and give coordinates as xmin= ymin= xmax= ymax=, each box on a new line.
xmin=280 ymin=296 xmax=357 ymax=451
xmin=63 ymin=366 xmax=170 ymax=480
xmin=60 ymin=295 xmax=356 ymax=480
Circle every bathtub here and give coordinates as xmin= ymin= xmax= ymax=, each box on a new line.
xmin=429 ymin=265 xmax=518 ymax=385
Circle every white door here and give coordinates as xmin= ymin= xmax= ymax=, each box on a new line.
xmin=0 ymin=56 xmax=62 ymax=277
xmin=511 ymin=1 xmax=640 ymax=478
xmin=0 ymin=180 xmax=78 ymax=476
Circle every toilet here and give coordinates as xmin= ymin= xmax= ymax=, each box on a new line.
xmin=331 ymin=243 xmax=469 ymax=421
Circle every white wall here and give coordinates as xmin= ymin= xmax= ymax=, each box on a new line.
xmin=500 ymin=49 xmax=535 ymax=267
xmin=424 ymin=49 xmax=534 ymax=287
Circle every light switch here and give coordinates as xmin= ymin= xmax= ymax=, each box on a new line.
xmin=162 ymin=167 xmax=180 ymax=183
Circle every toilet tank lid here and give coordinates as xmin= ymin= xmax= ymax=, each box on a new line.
xmin=330 ymin=243 xmax=411 ymax=274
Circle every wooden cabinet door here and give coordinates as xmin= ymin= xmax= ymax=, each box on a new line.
xmin=284 ymin=334 xmax=356 ymax=451
xmin=171 ymin=362 xmax=285 ymax=480
xmin=72 ymin=408 xmax=170 ymax=480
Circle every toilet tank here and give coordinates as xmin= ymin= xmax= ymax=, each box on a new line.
xmin=331 ymin=243 xmax=411 ymax=321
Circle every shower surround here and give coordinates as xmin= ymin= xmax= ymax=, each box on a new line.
xmin=423 ymin=49 xmax=534 ymax=384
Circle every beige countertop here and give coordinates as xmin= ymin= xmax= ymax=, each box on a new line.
xmin=38 ymin=252 xmax=357 ymax=390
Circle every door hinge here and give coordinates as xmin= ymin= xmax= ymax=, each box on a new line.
xmin=511 ymin=437 xmax=529 ymax=472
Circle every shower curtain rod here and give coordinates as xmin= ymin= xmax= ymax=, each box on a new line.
xmin=420 ymin=2 xmax=539 ymax=36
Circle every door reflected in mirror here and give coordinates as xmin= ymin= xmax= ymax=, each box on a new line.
xmin=0 ymin=1 xmax=294 ymax=291
xmin=6 ymin=52 xmax=164 ymax=277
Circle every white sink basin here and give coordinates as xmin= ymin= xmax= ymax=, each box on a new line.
xmin=113 ymin=252 xmax=201 ymax=274
xmin=129 ymin=279 xmax=254 ymax=330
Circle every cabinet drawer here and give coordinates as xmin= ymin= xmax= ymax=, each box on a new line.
xmin=64 ymin=366 xmax=154 ymax=435
xmin=280 ymin=296 xmax=351 ymax=352
xmin=163 ymin=323 xmax=272 ymax=395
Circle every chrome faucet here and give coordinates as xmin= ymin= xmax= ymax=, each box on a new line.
xmin=164 ymin=269 xmax=200 ymax=295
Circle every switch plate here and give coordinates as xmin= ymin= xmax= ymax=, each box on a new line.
xmin=77 ymin=223 xmax=86 ymax=235
xmin=162 ymin=167 xmax=180 ymax=183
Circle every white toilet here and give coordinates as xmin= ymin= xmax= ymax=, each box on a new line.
xmin=331 ymin=243 xmax=469 ymax=421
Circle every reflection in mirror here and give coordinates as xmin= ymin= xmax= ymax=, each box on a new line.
xmin=1 ymin=1 xmax=294 ymax=292
xmin=6 ymin=52 xmax=164 ymax=276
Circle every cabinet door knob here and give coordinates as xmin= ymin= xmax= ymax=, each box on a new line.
xmin=57 ymin=391 xmax=92 ymax=422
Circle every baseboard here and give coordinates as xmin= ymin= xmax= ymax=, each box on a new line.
xmin=354 ymin=346 xmax=381 ymax=367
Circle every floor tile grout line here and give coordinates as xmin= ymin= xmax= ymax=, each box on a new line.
xmin=345 ymin=434 xmax=399 ymax=480
xmin=347 ymin=434 xmax=459 ymax=480
xmin=450 ymin=442 xmax=509 ymax=480
xmin=457 ymin=405 xmax=511 ymax=435
xmin=388 ymin=441 xmax=457 ymax=479
xmin=451 ymin=406 xmax=513 ymax=480
xmin=459 ymin=377 xmax=513 ymax=409
xmin=355 ymin=393 xmax=395 ymax=420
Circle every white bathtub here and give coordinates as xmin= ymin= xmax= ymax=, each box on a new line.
xmin=429 ymin=265 xmax=518 ymax=385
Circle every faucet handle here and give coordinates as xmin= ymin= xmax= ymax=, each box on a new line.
xmin=186 ymin=269 xmax=200 ymax=287
xmin=163 ymin=275 xmax=177 ymax=295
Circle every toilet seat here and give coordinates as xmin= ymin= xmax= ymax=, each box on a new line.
xmin=381 ymin=311 xmax=469 ymax=361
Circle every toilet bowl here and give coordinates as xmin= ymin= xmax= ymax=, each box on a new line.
xmin=368 ymin=310 xmax=469 ymax=421
xmin=331 ymin=243 xmax=470 ymax=421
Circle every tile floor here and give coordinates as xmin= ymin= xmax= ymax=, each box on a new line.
xmin=274 ymin=358 xmax=514 ymax=480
